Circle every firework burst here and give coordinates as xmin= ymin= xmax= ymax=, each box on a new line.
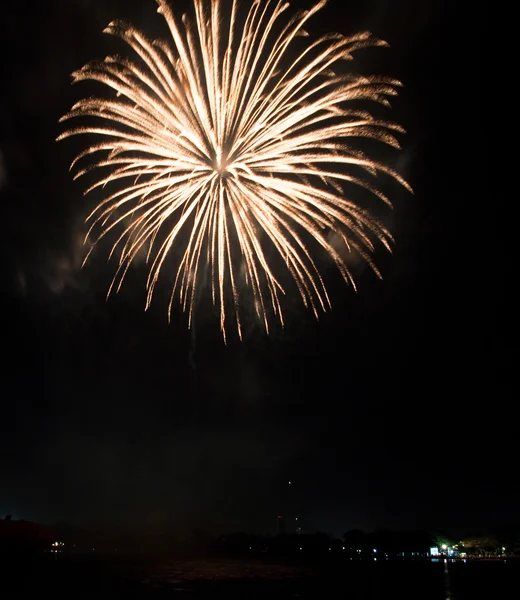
xmin=58 ymin=0 xmax=411 ymax=341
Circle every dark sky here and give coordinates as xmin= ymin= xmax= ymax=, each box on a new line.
xmin=1 ymin=0 xmax=505 ymax=538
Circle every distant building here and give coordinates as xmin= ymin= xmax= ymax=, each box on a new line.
xmin=430 ymin=545 xmax=461 ymax=558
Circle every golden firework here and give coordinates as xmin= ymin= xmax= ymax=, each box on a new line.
xmin=58 ymin=0 xmax=411 ymax=341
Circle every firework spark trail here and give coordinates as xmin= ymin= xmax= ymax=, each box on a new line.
xmin=58 ymin=0 xmax=412 ymax=341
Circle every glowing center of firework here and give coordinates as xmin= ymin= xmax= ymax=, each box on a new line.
xmin=213 ymin=147 xmax=229 ymax=176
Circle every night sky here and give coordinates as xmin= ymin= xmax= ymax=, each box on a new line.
xmin=1 ymin=0 xmax=507 ymax=538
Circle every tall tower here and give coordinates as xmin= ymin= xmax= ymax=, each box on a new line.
xmin=295 ymin=516 xmax=302 ymax=534
xmin=278 ymin=479 xmax=302 ymax=534
xmin=287 ymin=480 xmax=298 ymax=533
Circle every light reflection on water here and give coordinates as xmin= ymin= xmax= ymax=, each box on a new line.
xmin=444 ymin=559 xmax=454 ymax=600
xmin=7 ymin=555 xmax=517 ymax=599
xmin=140 ymin=557 xmax=513 ymax=599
